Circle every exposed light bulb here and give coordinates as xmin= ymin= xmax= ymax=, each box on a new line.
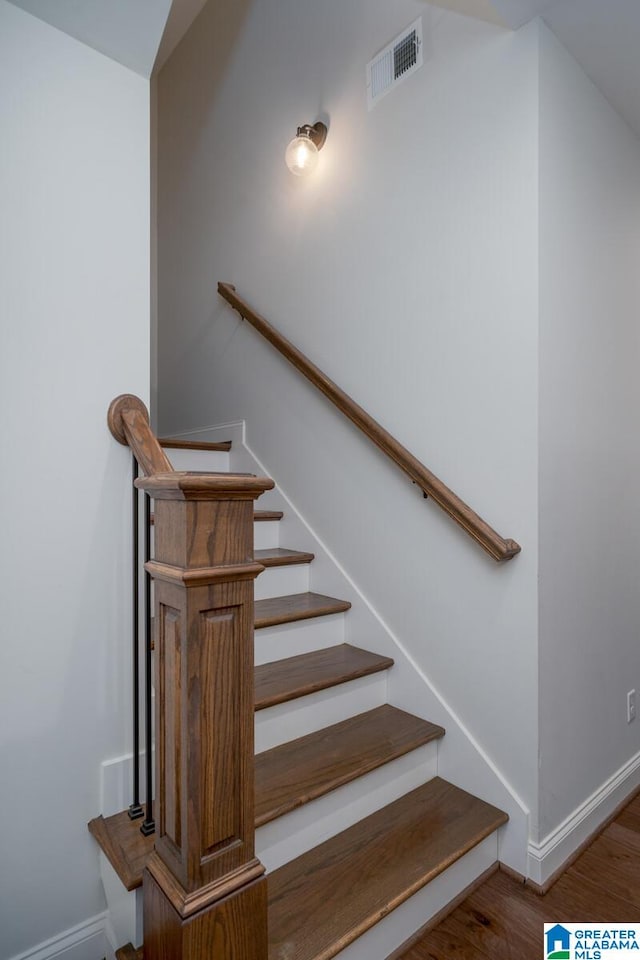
xmin=284 ymin=122 xmax=327 ymax=177
xmin=285 ymin=134 xmax=319 ymax=177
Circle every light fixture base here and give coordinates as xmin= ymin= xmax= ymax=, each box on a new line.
xmin=297 ymin=121 xmax=328 ymax=151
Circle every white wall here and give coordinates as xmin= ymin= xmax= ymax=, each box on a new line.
xmin=0 ymin=4 xmax=149 ymax=957
xmin=151 ymin=75 xmax=159 ymax=429
xmin=157 ymin=0 xmax=540 ymax=816
xmin=538 ymin=24 xmax=640 ymax=840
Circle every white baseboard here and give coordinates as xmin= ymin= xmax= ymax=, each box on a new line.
xmin=528 ymin=749 xmax=640 ymax=885
xmin=8 ymin=913 xmax=115 ymax=960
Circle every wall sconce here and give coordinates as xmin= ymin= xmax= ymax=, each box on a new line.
xmin=285 ymin=121 xmax=327 ymax=177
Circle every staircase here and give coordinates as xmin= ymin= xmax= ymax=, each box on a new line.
xmin=91 ymin=434 xmax=508 ymax=960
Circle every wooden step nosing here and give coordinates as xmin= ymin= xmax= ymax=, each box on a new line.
xmin=307 ymin=835 xmax=501 ymax=960
xmin=324 ymin=833 xmax=504 ymax=960
xmin=382 ymin=860 xmax=501 ymax=960
xmin=88 ymin=815 xmax=143 ymax=892
xmin=255 ymin=708 xmax=445 ymax=828
xmin=255 ymin=595 xmax=352 ymax=630
xmin=266 ymin=779 xmax=508 ymax=960
xmin=115 ymin=944 xmax=143 ymax=960
xmin=159 ymin=437 xmax=232 ymax=451
xmin=254 ymin=645 xmax=394 ymax=711
xmin=255 ymin=548 xmax=315 ymax=568
xmin=89 ymin=778 xmax=506 ymax=907
xmin=255 ymin=729 xmax=442 ymax=828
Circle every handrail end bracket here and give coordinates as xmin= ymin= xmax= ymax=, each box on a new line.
xmin=501 ymin=539 xmax=522 ymax=562
xmin=108 ymin=394 xmax=150 ymax=446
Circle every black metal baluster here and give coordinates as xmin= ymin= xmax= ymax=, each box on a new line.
xmin=140 ymin=490 xmax=155 ymax=836
xmin=128 ymin=456 xmax=143 ymax=820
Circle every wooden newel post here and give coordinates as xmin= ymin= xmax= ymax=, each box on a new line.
xmin=135 ymin=470 xmax=274 ymax=960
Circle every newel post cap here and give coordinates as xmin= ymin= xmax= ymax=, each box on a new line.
xmin=135 ymin=471 xmax=275 ymax=501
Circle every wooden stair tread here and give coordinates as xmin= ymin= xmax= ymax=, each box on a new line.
xmin=255 ymin=705 xmax=444 ymax=827
xmin=267 ymin=778 xmax=508 ymax=960
xmin=158 ymin=437 xmax=231 ymax=451
xmin=115 ymin=944 xmax=143 ymax=960
xmin=255 ymin=592 xmax=351 ymax=629
xmin=255 ymin=547 xmax=314 ymax=567
xmin=88 ymin=808 xmax=154 ymax=892
xmin=254 ymin=644 xmax=393 ymax=711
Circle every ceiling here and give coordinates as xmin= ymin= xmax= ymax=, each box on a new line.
xmin=7 ymin=0 xmax=640 ymax=137
xmin=5 ymin=0 xmax=206 ymax=77
xmin=430 ymin=0 xmax=640 ymax=137
xmin=543 ymin=0 xmax=640 ymax=138
xmin=154 ymin=0 xmax=208 ymax=72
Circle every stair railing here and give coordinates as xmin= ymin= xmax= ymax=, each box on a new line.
xmin=127 ymin=453 xmax=154 ymax=837
xmin=128 ymin=452 xmax=144 ymax=825
xmin=107 ymin=394 xmax=272 ymax=960
xmin=218 ymin=283 xmax=520 ymax=563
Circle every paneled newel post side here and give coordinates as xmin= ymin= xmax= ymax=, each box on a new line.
xmin=136 ymin=469 xmax=274 ymax=960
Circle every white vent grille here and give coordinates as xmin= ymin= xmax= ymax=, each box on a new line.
xmin=366 ymin=18 xmax=423 ymax=110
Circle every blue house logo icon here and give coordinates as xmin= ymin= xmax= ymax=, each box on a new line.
xmin=546 ymin=924 xmax=571 ymax=959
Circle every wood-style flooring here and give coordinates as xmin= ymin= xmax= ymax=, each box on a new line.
xmin=397 ymin=791 xmax=640 ymax=960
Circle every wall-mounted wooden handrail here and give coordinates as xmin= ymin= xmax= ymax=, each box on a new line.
xmin=218 ymin=282 xmax=520 ymax=563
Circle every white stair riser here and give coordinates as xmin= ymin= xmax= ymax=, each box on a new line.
xmin=254 ymin=563 xmax=309 ymax=601
xmin=161 ymin=448 xmax=230 ymax=472
xmin=254 ymin=613 xmax=345 ymax=664
xmin=99 ymin=854 xmax=143 ymax=950
xmin=255 ymin=673 xmax=387 ymax=753
xmin=256 ymin=744 xmax=437 ymax=872
xmin=331 ymin=834 xmax=498 ymax=960
xmin=254 ymin=519 xmax=280 ymax=550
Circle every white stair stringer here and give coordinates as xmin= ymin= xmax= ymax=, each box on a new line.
xmin=170 ymin=419 xmax=529 ymax=877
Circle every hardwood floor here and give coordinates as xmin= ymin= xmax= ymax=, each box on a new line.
xmin=397 ymin=791 xmax=640 ymax=960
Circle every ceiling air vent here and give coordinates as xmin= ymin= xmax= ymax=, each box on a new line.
xmin=367 ymin=18 xmax=423 ymax=110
